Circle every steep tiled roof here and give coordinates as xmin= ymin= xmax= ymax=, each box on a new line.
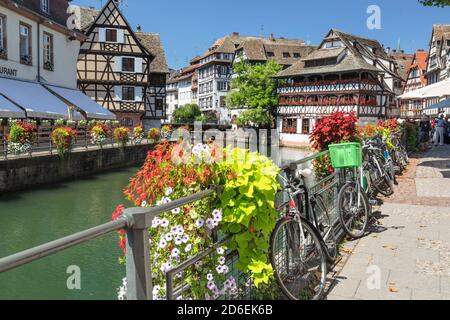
xmin=276 ymin=28 xmax=401 ymax=79
xmin=9 ymin=0 xmax=70 ymax=26
xmin=389 ymin=51 xmax=414 ymax=80
xmin=276 ymin=52 xmax=380 ymax=78
xmin=135 ymin=32 xmax=169 ymax=74
xmin=432 ymin=24 xmax=450 ymax=42
xmin=77 ymin=5 xmax=168 ymax=74
xmin=79 ymin=6 xmax=98 ymax=31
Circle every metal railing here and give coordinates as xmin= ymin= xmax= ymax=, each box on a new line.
xmin=0 ymin=151 xmax=343 ymax=300
xmin=0 ymin=125 xmax=152 ymax=160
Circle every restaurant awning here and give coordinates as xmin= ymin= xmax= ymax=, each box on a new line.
xmin=0 ymin=77 xmax=69 ymax=119
xmin=425 ymin=98 xmax=450 ymax=110
xmin=399 ymin=79 xmax=450 ymax=100
xmin=0 ymin=94 xmax=26 ymax=118
xmin=44 ymin=85 xmax=116 ymax=120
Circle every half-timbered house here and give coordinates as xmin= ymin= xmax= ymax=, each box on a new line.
xmin=275 ymin=29 xmax=404 ymax=146
xmin=400 ymin=50 xmax=428 ymax=119
xmin=77 ymin=0 xmax=168 ymax=129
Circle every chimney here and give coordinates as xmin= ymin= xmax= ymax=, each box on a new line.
xmin=269 ymin=33 xmax=275 ymax=41
xmin=137 ymin=24 xmax=142 ymax=32
xmin=392 ymin=49 xmax=397 ymax=53
xmin=232 ymin=32 xmax=239 ymax=37
xmin=385 ymin=47 xmax=390 ymax=54
xmin=401 ymin=50 xmax=404 ymax=54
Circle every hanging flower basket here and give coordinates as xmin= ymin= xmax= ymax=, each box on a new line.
xmin=7 ymin=121 xmax=36 ymax=155
xmin=51 ymin=127 xmax=77 ymax=157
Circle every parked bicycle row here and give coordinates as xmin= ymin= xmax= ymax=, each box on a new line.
xmin=269 ymin=130 xmax=409 ymax=300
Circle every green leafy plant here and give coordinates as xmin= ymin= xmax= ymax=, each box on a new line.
xmin=217 ymin=148 xmax=280 ymax=287
xmin=173 ymin=104 xmax=202 ymax=123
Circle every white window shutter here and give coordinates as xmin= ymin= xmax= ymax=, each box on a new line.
xmin=135 ymin=87 xmax=143 ymax=102
xmin=98 ymin=28 xmax=106 ymax=42
xmin=135 ymin=58 xmax=143 ymax=73
xmin=115 ymin=56 xmax=123 ymax=72
xmin=117 ymin=29 xmax=125 ymax=44
xmin=114 ymin=86 xmax=122 ymax=101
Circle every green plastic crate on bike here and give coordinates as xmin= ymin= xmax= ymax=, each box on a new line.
xmin=329 ymin=142 xmax=362 ymax=169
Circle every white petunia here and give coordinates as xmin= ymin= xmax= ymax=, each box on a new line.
xmin=218 ymin=256 xmax=226 ymax=265
xmin=195 ymin=218 xmax=205 ymax=228
xmin=160 ymin=218 xmax=169 ymax=229
xmin=171 ymin=248 xmax=180 ymax=258
xmin=206 ymin=218 xmax=215 ymax=229
xmin=175 ymin=237 xmax=183 ymax=245
xmin=207 ymin=273 xmax=214 ymax=281
xmin=158 ymin=238 xmax=167 ymax=249
xmin=171 ymin=207 xmax=181 ymax=215
xmin=181 ymin=234 xmax=189 ymax=243
xmin=162 ymin=197 xmax=172 ymax=204
xmin=217 ymin=247 xmax=225 ymax=255
xmin=184 ymin=244 xmax=192 ymax=253
xmin=151 ymin=218 xmax=161 ymax=229
xmin=165 ymin=233 xmax=173 ymax=242
xmin=141 ymin=201 xmax=147 ymax=207
xmin=165 ymin=187 xmax=173 ymax=196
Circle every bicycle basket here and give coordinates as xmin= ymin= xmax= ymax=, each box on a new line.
xmin=329 ymin=142 xmax=362 ymax=169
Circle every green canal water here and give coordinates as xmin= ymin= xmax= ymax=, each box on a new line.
xmin=0 ymin=147 xmax=309 ymax=300
xmin=0 ymin=167 xmax=138 ymax=300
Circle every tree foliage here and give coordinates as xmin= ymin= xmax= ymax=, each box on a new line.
xmin=419 ymin=0 xmax=450 ymax=6
xmin=227 ymin=59 xmax=282 ymax=126
xmin=172 ymin=104 xmax=202 ymax=123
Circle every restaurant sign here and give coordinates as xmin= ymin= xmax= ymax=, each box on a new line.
xmin=0 ymin=66 xmax=18 ymax=77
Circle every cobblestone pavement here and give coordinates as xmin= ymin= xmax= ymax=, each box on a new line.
xmin=326 ymin=145 xmax=450 ymax=300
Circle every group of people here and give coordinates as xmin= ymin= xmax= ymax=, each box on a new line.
xmin=419 ymin=113 xmax=450 ymax=149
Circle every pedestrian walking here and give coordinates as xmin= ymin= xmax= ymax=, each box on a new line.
xmin=419 ymin=115 xmax=431 ymax=150
xmin=434 ymin=114 xmax=446 ymax=146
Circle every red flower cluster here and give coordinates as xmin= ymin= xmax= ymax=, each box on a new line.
xmin=310 ymin=111 xmax=359 ymax=151
xmin=123 ymin=142 xmax=216 ymax=207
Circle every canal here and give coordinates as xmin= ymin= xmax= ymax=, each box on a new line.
xmin=0 ymin=147 xmax=309 ymax=300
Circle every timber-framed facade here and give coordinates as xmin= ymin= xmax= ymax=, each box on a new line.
xmin=275 ymin=29 xmax=404 ymax=146
xmin=76 ymin=0 xmax=168 ymax=128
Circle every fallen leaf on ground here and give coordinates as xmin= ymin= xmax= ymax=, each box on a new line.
xmin=382 ymin=245 xmax=398 ymax=251
xmin=389 ymin=287 xmax=398 ymax=293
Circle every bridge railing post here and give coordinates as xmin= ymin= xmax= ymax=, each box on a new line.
xmin=123 ymin=208 xmax=155 ymax=300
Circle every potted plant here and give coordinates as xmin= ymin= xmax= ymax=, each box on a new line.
xmin=132 ymin=126 xmax=144 ymax=145
xmin=91 ymin=123 xmax=108 ymax=147
xmin=7 ymin=121 xmax=37 ymax=155
xmin=160 ymin=124 xmax=172 ymax=141
xmin=114 ymin=127 xmax=129 ymax=147
xmin=51 ymin=127 xmax=77 ymax=157
xmin=148 ymin=128 xmax=160 ymax=144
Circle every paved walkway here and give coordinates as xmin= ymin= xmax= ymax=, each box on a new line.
xmin=327 ymin=145 xmax=450 ymax=300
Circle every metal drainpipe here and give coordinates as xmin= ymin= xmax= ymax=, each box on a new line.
xmin=37 ymin=21 xmax=41 ymax=82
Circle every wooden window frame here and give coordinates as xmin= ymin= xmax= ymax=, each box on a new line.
xmin=40 ymin=0 xmax=50 ymax=14
xmin=105 ymin=29 xmax=118 ymax=43
xmin=0 ymin=14 xmax=6 ymax=59
xmin=302 ymin=119 xmax=310 ymax=135
xmin=122 ymin=57 xmax=135 ymax=72
xmin=43 ymin=32 xmax=54 ymax=71
xmin=122 ymin=86 xmax=135 ymax=101
xmin=19 ymin=22 xmax=32 ymax=66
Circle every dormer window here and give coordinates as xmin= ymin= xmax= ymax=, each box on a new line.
xmin=40 ymin=0 xmax=50 ymax=14
xmin=324 ymin=40 xmax=343 ymax=49
xmin=283 ymin=52 xmax=291 ymax=58
xmin=267 ymin=51 xmax=275 ymax=57
xmin=293 ymin=53 xmax=301 ymax=58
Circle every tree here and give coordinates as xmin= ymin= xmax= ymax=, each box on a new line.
xmin=172 ymin=104 xmax=202 ymax=123
xmin=226 ymin=59 xmax=282 ymax=127
xmin=419 ymin=0 xmax=450 ymax=6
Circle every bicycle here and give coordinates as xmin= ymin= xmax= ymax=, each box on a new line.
xmin=269 ymin=162 xmax=338 ymax=300
xmin=337 ymin=165 xmax=371 ymax=239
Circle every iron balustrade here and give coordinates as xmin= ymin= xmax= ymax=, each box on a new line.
xmin=0 ymin=124 xmax=152 ymax=160
xmin=0 ymin=151 xmax=345 ymax=300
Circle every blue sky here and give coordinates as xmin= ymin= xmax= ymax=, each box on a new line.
xmin=72 ymin=0 xmax=449 ymax=70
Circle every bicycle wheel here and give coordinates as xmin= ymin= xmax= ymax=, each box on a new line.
xmin=270 ymin=212 xmax=327 ymax=300
xmin=338 ymin=182 xmax=370 ymax=239
xmin=313 ymin=194 xmax=338 ymax=262
xmin=370 ymin=159 xmax=394 ymax=197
